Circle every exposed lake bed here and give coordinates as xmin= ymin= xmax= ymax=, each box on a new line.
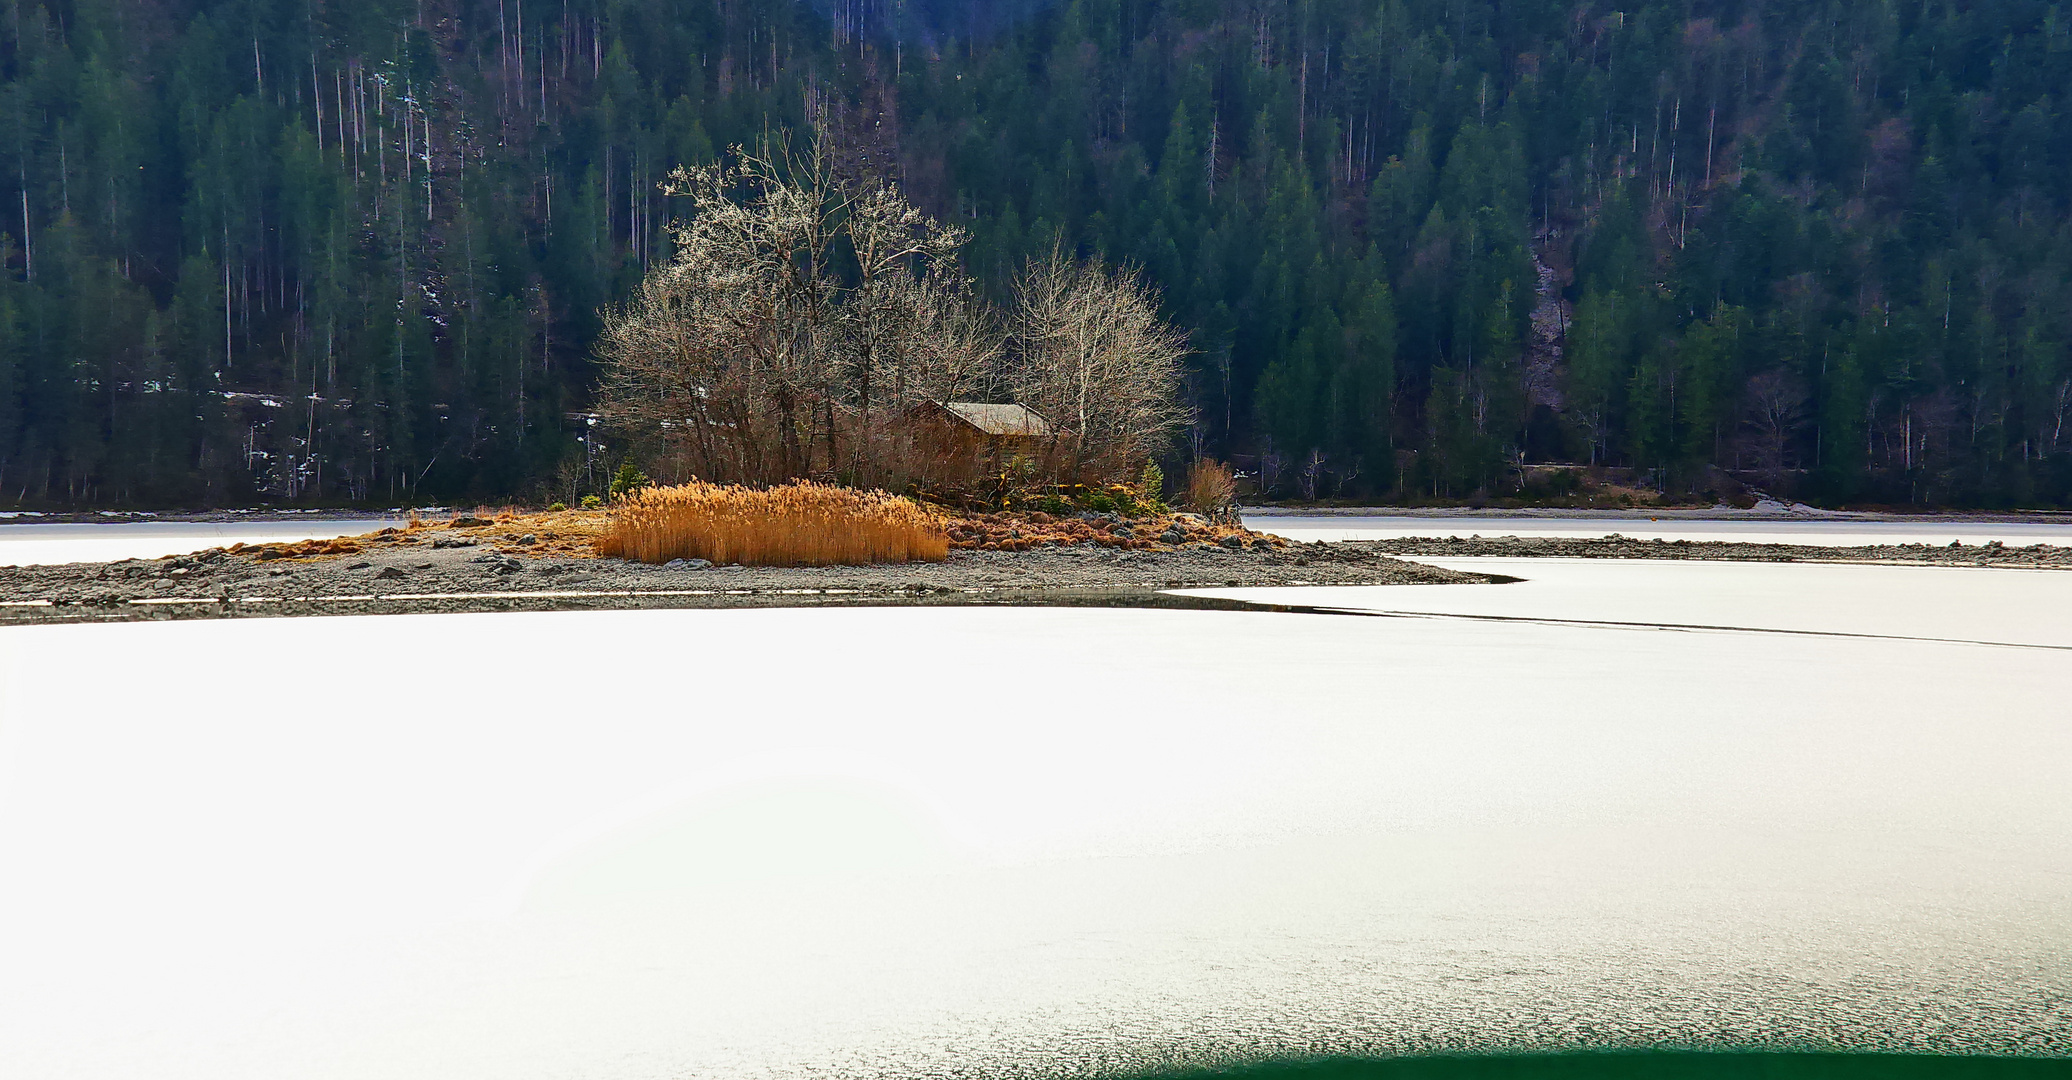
xmin=1297 ymin=533 xmax=2072 ymax=569
xmin=0 ymin=530 xmax=1482 ymax=626
xmin=3 ymin=509 xmax=2070 ymax=625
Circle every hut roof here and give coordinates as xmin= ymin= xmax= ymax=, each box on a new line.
xmin=938 ymin=402 xmax=1051 ymax=437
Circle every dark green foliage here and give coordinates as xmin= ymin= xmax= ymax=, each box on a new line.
xmin=608 ymin=462 xmax=649 ymax=501
xmin=1 ymin=0 xmax=2070 ymax=507
xmin=1139 ymin=462 xmax=1167 ymax=508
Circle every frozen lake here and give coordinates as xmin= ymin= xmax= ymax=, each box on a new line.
xmin=1187 ymin=558 xmax=2072 ymax=648
xmin=0 ymin=519 xmax=403 ymax=565
xmin=1246 ymin=512 xmax=2072 ymax=547
xmin=1 ymin=559 xmax=2067 ymax=1079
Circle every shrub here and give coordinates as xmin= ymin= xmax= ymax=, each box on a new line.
xmin=1138 ymin=462 xmax=1168 ymax=513
xmin=547 ymin=502 xmax=568 ymax=512
xmin=580 ymin=494 xmax=605 ymax=510
xmin=597 ymin=481 xmax=950 ymax=566
xmin=1186 ymin=459 xmax=1238 ymax=520
xmin=609 ymin=462 xmax=651 ymax=500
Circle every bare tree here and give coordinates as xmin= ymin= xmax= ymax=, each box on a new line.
xmin=1741 ymin=369 xmax=1807 ymax=491
xmin=593 ymin=144 xmax=832 ymax=483
xmin=1005 ymin=243 xmax=1192 ymax=480
xmin=837 ymin=183 xmax=1000 ymax=479
xmin=2052 ymin=379 xmax=2071 ymax=455
xmin=593 ymin=140 xmax=993 ymax=487
xmin=1298 ymin=448 xmax=1329 ymax=500
xmin=596 ymin=146 xmax=1188 ymax=495
xmin=1255 ymin=435 xmax=1288 ymax=497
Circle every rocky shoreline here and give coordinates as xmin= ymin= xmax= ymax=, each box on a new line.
xmin=9 ymin=514 xmax=2068 ymax=628
xmin=1345 ymin=533 xmax=2072 ymax=568
xmin=0 ymin=528 xmax=1486 ymax=627
xmin=1241 ymin=504 xmax=2072 ymax=523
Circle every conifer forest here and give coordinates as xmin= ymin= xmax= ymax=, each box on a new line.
xmin=2 ymin=0 xmax=2070 ymax=506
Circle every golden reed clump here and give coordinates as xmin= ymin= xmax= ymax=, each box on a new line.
xmin=597 ymin=481 xmax=950 ymax=566
xmin=1185 ymin=459 xmax=1238 ymax=514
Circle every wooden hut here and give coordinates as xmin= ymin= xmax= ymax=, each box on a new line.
xmin=935 ymin=402 xmax=1050 ymax=440
xmin=918 ymin=402 xmax=1054 ymax=490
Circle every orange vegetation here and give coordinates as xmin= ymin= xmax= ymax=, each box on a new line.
xmin=1185 ymin=459 xmax=1238 ymax=516
xmin=942 ymin=510 xmax=1273 ymax=551
xmin=227 ymin=537 xmax=363 ymax=560
xmin=185 ymin=496 xmax=1282 ymax=567
xmin=596 ymin=481 xmax=950 ymax=566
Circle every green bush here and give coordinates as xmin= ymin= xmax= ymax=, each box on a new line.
xmin=547 ymin=502 xmax=568 ymax=512
xmin=580 ymin=494 xmax=605 ymax=510
xmin=1118 ymin=1052 xmax=2071 ymax=1080
xmin=1138 ymin=462 xmax=1168 ymax=514
xmin=609 ymin=463 xmax=650 ymax=500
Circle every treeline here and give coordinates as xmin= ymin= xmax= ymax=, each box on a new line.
xmin=1 ymin=0 xmax=2069 ymax=507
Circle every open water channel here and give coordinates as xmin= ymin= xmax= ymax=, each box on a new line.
xmin=0 ymin=518 xmax=2066 ymax=1078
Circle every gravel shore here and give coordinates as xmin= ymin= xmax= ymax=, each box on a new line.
xmin=0 ymin=533 xmax=1486 ymax=627
xmin=11 ymin=517 xmax=2067 ymax=628
xmin=1345 ymin=533 xmax=2072 ymax=567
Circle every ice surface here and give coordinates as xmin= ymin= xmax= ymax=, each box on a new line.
xmin=1247 ymin=513 xmax=2072 ymax=547
xmin=0 ymin=520 xmax=405 ymax=565
xmin=0 ymin=572 xmax=2067 ymax=1079
xmin=1186 ymin=557 xmax=2072 ymax=648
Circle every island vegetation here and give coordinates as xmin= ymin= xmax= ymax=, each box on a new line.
xmin=592 ymin=140 xmax=1190 ymax=501
xmin=599 ymin=480 xmax=950 ymax=565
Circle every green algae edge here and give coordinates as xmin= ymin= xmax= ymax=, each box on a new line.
xmin=1112 ymin=1053 xmax=2072 ymax=1080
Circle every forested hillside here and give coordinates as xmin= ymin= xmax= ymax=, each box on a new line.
xmin=2 ymin=0 xmax=2069 ymax=507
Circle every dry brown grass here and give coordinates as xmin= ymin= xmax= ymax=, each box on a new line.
xmin=597 ymin=481 xmax=950 ymax=566
xmin=1186 ymin=459 xmax=1238 ymax=514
